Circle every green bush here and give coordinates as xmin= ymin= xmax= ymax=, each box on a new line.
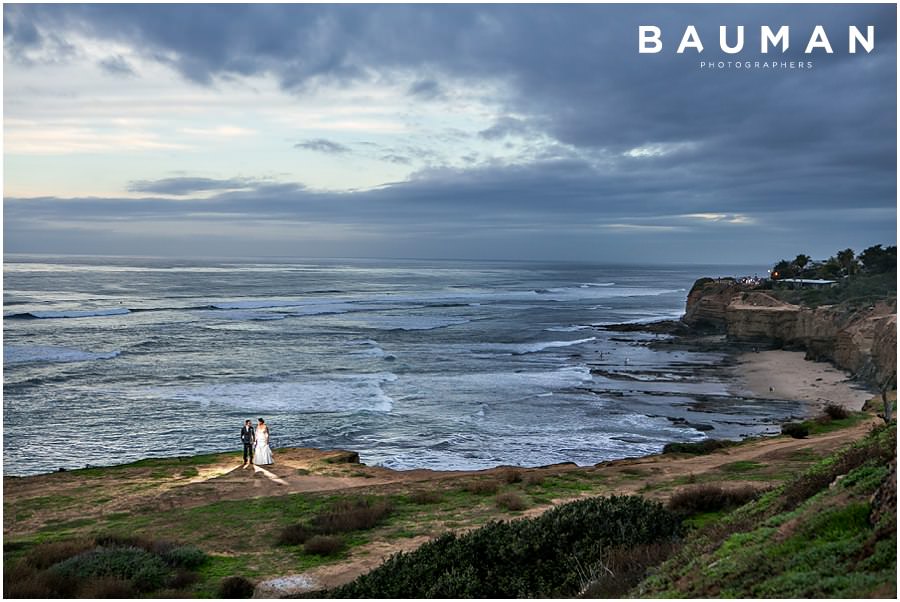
xmin=782 ymin=422 xmax=809 ymax=439
xmin=77 ymin=576 xmax=135 ymax=598
xmin=662 ymin=439 xmax=738 ymax=455
xmin=161 ymin=545 xmax=207 ymax=569
xmin=823 ymin=404 xmax=850 ymax=420
xmin=328 ymin=495 xmax=682 ymax=598
xmin=50 ymin=546 xmax=170 ymax=593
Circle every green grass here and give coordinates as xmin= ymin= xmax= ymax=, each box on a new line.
xmin=16 ymin=495 xmax=76 ymax=511
xmin=718 ymin=461 xmax=766 ymax=474
xmin=74 ymin=452 xmax=228 ymax=478
xmin=683 ymin=510 xmax=728 ymax=529
xmin=637 ymin=424 xmax=896 ymax=598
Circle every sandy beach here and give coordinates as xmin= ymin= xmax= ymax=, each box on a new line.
xmin=733 ymin=349 xmax=873 ymax=412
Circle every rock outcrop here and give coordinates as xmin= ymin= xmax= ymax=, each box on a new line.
xmin=683 ymin=279 xmax=897 ymax=387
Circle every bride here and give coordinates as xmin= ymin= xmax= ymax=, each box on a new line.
xmin=254 ymin=418 xmax=274 ymax=465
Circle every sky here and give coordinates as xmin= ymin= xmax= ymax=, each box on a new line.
xmin=3 ymin=3 xmax=897 ymax=264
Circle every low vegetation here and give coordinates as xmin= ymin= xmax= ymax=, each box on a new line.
xmin=782 ymin=422 xmax=810 ymax=438
xmin=4 ymin=414 xmax=891 ymax=598
xmin=667 ymin=484 xmax=765 ymax=516
xmin=495 ymin=491 xmax=528 ymax=511
xmin=326 ymin=496 xmax=683 ymax=597
xmin=218 ymin=575 xmax=255 ymax=598
xmin=3 ymin=535 xmax=208 ymax=598
xmin=662 ymin=438 xmax=739 ymax=455
xmin=637 ymin=423 xmax=896 ymax=597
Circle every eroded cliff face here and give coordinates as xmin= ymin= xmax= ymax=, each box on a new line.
xmin=683 ymin=279 xmax=897 ymax=386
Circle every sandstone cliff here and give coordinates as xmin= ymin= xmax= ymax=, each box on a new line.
xmin=683 ymin=278 xmax=897 ymax=387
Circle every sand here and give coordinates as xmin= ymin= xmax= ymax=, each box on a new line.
xmin=733 ymin=349 xmax=873 ymax=412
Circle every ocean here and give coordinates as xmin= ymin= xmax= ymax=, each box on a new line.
xmin=3 ymin=255 xmax=796 ymax=477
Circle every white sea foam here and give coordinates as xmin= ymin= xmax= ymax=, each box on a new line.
xmin=348 ymin=315 xmax=470 ymax=331
xmin=415 ymin=365 xmax=593 ymax=394
xmin=474 ymin=337 xmax=596 ymax=355
xmin=591 ymin=309 xmax=685 ymax=326
xmin=544 ymin=325 xmax=592 ymax=332
xmin=210 ymin=299 xmax=309 ymax=310
xmin=211 ymin=310 xmax=287 ymax=321
xmin=18 ymin=307 xmax=131 ymax=319
xmin=154 ymin=373 xmax=397 ymax=413
xmin=4 ymin=345 xmax=121 ymax=365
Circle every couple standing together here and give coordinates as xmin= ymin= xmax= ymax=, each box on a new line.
xmin=240 ymin=418 xmax=273 ymax=467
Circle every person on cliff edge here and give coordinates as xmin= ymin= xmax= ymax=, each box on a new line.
xmin=240 ymin=419 xmax=255 ymax=467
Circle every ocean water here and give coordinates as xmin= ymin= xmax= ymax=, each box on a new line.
xmin=3 ymin=255 xmax=792 ymax=476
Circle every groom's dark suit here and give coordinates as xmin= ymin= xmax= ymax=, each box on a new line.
xmin=240 ymin=424 xmax=255 ymax=463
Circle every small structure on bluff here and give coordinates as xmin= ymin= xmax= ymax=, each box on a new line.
xmin=774 ymin=278 xmax=837 ymax=289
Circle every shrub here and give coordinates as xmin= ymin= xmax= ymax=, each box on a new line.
xmin=312 ymin=498 xmax=393 ymax=534
xmin=218 ymin=575 xmax=256 ymax=598
xmin=39 ymin=567 xmax=81 ymax=596
xmin=304 ymin=535 xmax=345 ymax=556
xmin=409 ymin=490 xmax=443 ymax=504
xmin=662 ymin=439 xmax=737 ymax=455
xmin=496 ymin=491 xmax=528 ymax=511
xmin=277 ymin=523 xmax=315 ymax=546
xmin=3 ymin=563 xmax=53 ymax=599
xmin=161 ymin=545 xmax=207 ymax=569
xmin=22 ymin=539 xmax=94 ymax=570
xmin=580 ymin=541 xmax=679 ymax=598
xmin=328 ymin=495 xmax=682 ymax=598
xmin=501 ymin=469 xmax=523 ymax=484
xmin=50 ymin=546 xmax=170 ymax=593
xmin=78 ymin=576 xmax=136 ymax=598
xmin=667 ymin=484 xmax=763 ymax=515
xmin=524 ymin=473 xmax=546 ymax=487
xmin=780 ymin=424 xmax=896 ymax=511
xmin=464 ymin=479 xmax=500 ymax=495
xmin=166 ymin=568 xmax=200 ymax=589
xmin=823 ymin=403 xmax=850 ymax=420
xmin=93 ymin=534 xmax=175 ymax=556
xmin=782 ymin=422 xmax=809 ymax=439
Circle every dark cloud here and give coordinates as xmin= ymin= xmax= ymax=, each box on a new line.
xmin=407 ymin=79 xmax=443 ymax=99
xmin=127 ymin=177 xmax=256 ymax=196
xmin=380 ymin=154 xmax=412 ymax=165
xmin=3 ymin=3 xmax=896 ymax=261
xmin=294 ymin=138 xmax=351 ymax=154
xmin=97 ymin=54 xmax=135 ymax=76
xmin=478 ymin=117 xmax=531 ymax=141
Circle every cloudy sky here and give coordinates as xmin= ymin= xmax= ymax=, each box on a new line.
xmin=3 ymin=3 xmax=896 ymax=263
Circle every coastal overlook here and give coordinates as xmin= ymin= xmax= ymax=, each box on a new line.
xmin=4 ymin=249 xmax=895 ymax=597
xmin=3 ymin=3 xmax=895 ymax=599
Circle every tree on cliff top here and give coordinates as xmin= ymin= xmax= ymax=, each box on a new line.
xmin=859 ymin=245 xmax=897 ymax=275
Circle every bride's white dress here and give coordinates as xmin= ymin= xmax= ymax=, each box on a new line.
xmin=254 ymin=427 xmax=274 ymax=465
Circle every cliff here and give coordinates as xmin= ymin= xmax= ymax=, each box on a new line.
xmin=683 ymin=279 xmax=897 ymax=387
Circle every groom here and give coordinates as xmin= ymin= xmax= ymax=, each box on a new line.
xmin=240 ymin=419 xmax=255 ymax=467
